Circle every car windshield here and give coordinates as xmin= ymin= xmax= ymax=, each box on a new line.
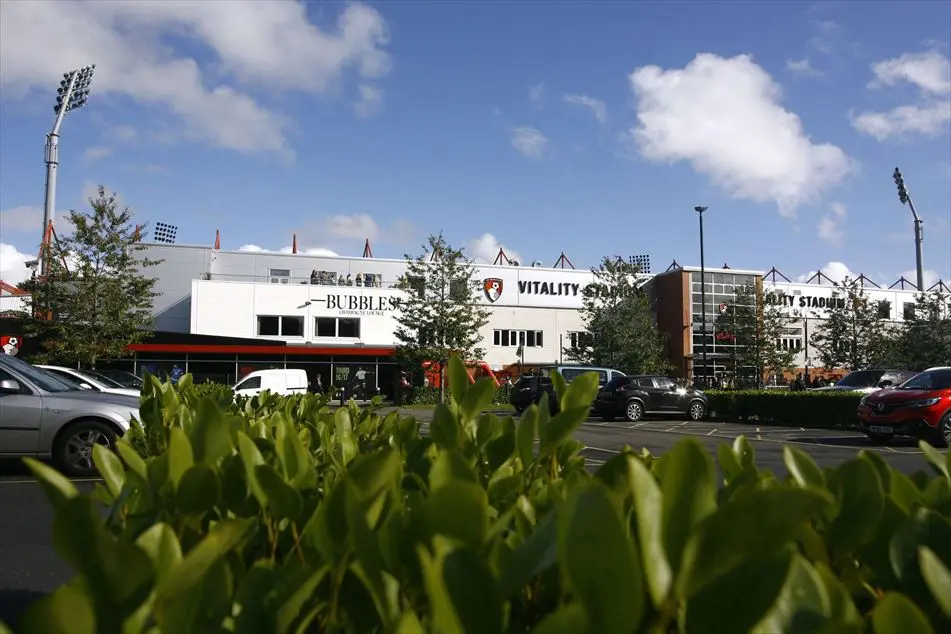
xmin=835 ymin=370 xmax=885 ymax=388
xmin=78 ymin=369 xmax=126 ymax=389
xmin=0 ymin=355 xmax=80 ymax=392
xmin=899 ymin=369 xmax=951 ymax=391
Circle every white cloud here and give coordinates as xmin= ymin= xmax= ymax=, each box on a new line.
xmin=849 ymin=103 xmax=950 ymax=140
xmin=82 ymin=145 xmax=113 ymax=163
xmin=323 ymin=213 xmax=380 ymax=240
xmin=529 ymin=83 xmax=544 ymax=108
xmin=510 ymin=126 xmax=549 ymax=159
xmin=562 ymin=93 xmax=607 ymax=123
xmin=0 ymin=1 xmax=391 ymax=158
xmin=354 ymin=84 xmax=384 ymax=118
xmin=0 ymin=205 xmax=43 ymax=234
xmin=899 ymin=268 xmax=941 ymax=290
xmin=625 ymin=53 xmax=856 ymax=217
xmin=830 ymin=202 xmax=846 ymax=218
xmin=817 ymin=217 xmax=842 ymax=244
xmin=238 ymin=244 xmax=339 ymax=257
xmin=786 ymin=58 xmax=824 ymax=78
xmin=0 ymin=243 xmax=34 ymax=285
xmin=851 ymin=50 xmax=951 ymax=141
xmin=466 ymin=233 xmax=522 ymax=265
xmin=797 ymin=261 xmax=855 ymax=284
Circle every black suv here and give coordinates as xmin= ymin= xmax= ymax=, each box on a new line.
xmin=592 ymin=375 xmax=708 ymax=422
xmin=510 ymin=375 xmax=557 ymax=414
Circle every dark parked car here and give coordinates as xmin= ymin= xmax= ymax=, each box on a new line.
xmin=811 ymin=369 xmax=917 ymax=395
xmin=510 ymin=374 xmax=557 ymax=414
xmin=592 ymin=375 xmax=708 ymax=422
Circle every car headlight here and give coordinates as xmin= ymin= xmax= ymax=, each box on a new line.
xmin=859 ymin=395 xmax=868 ymax=406
xmin=908 ymin=397 xmax=940 ymax=408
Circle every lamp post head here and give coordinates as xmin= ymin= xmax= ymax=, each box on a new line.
xmin=694 ymin=206 xmax=707 ymax=214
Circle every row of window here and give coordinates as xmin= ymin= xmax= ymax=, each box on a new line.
xmin=257 ymin=315 xmax=361 ymax=338
xmin=493 ymin=329 xmax=544 ymax=348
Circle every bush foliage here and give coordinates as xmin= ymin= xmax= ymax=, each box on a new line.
xmin=8 ymin=357 xmax=951 ymax=633
xmin=705 ymin=389 xmax=864 ymax=428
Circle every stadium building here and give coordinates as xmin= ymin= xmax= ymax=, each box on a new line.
xmin=2 ymin=234 xmax=947 ymax=395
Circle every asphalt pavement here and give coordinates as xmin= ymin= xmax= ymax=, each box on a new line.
xmin=0 ymin=412 xmax=934 ymax=628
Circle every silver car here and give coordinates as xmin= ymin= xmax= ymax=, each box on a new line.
xmin=0 ymin=354 xmax=139 ymax=477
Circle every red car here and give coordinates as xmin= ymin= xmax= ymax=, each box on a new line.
xmin=857 ymin=367 xmax=951 ymax=447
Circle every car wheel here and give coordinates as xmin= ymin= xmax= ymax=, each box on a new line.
xmin=53 ymin=420 xmax=117 ymax=477
xmin=687 ymin=400 xmax=706 ymax=421
xmin=625 ymin=400 xmax=644 ymax=422
xmin=938 ymin=412 xmax=951 ymax=449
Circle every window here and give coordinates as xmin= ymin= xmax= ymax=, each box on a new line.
xmin=778 ymin=337 xmax=802 ymax=351
xmin=405 ymin=276 xmax=425 ymax=297
xmin=568 ymin=331 xmax=593 ymax=349
xmin=269 ymin=268 xmax=291 ymax=284
xmin=338 ymin=318 xmax=360 ymax=338
xmin=903 ymin=302 xmax=916 ymax=320
xmin=653 ymin=377 xmax=675 ymax=389
xmin=235 ymin=376 xmax=261 ymax=391
xmin=449 ymin=278 xmax=469 ymax=298
xmin=636 ymin=377 xmax=654 ymax=388
xmin=877 ymin=300 xmax=891 ymax=319
xmin=256 ymin=315 xmax=304 ymax=337
xmin=314 ymin=317 xmax=361 ymax=338
xmin=492 ymin=329 xmax=544 ymax=347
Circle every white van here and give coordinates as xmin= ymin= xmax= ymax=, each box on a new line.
xmin=233 ymin=369 xmax=308 ymax=398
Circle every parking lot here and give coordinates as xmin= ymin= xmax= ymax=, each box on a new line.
xmin=0 ymin=412 xmax=931 ymax=627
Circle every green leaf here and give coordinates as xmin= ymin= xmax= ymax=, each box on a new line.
xmin=783 ymin=446 xmax=824 ymax=489
xmin=135 ymin=523 xmax=184 ymax=584
xmin=628 ymin=455 xmax=672 ymax=607
xmin=461 ymin=377 xmax=496 ymax=421
xmin=176 ymin=463 xmax=221 ymax=514
xmin=275 ymin=565 xmax=330 ymax=634
xmin=828 ymin=457 xmax=885 ymax=553
xmin=429 ymin=450 xmax=477 ymax=492
xmin=189 ymin=396 xmax=234 ymax=464
xmin=386 ymin=611 xmax=426 ymax=634
xmin=499 ymin=512 xmax=558 ymax=598
xmin=425 ymin=481 xmax=489 ymax=548
xmin=661 ymin=439 xmax=717 ymax=576
xmin=680 ymin=487 xmax=832 ymax=597
xmin=91 ymin=445 xmax=125 ymax=498
xmin=871 ymin=592 xmax=934 ymax=634
xmin=23 ymin=458 xmax=79 ymax=509
xmin=733 ymin=435 xmax=755 ymax=469
xmin=255 ymin=464 xmax=303 ymax=520
xmin=167 ymin=427 xmax=194 ymax=489
xmin=417 ymin=539 xmax=464 ymax=634
xmin=335 ymin=408 xmax=358 ymax=466
xmin=347 ymin=447 xmax=403 ymax=502
xmin=448 ymin=354 xmax=469 ymax=406
xmin=115 ymin=439 xmax=148 ymax=481
xmin=237 ymin=432 xmax=267 ymax=506
xmin=16 ymin=583 xmax=97 ymax=634
xmin=550 ymin=368 xmax=568 ymax=404
xmin=530 ymin=603 xmax=589 ymax=634
xmin=441 ymin=546 xmax=504 ymax=634
xmin=558 ymin=481 xmax=645 ymax=634
xmin=516 ymin=406 xmax=537 ymax=468
xmin=920 ymin=441 xmax=950 ymax=481
xmin=918 ymin=546 xmax=951 ymax=618
xmin=430 ymin=404 xmax=461 ymax=450
xmin=275 ymin=416 xmax=317 ymax=490
xmin=684 ymin=552 xmax=793 ymax=634
xmin=541 ymin=406 xmax=591 ymax=454
xmin=814 ymin=562 xmax=862 ymax=626
xmin=155 ymin=518 xmax=254 ymax=603
xmin=752 ymin=555 xmax=831 ymax=633
xmin=561 ymin=371 xmax=600 ymax=412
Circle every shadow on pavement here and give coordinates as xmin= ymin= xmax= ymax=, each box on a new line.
xmin=0 ymin=589 xmax=44 ymax=629
xmin=0 ymin=459 xmax=32 ymax=478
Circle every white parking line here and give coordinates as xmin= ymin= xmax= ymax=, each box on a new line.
xmin=706 ymin=428 xmax=718 ymax=436
xmin=0 ymin=477 xmax=102 ymax=485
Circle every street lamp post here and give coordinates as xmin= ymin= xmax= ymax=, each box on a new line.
xmin=892 ymin=167 xmax=925 ymax=291
xmin=695 ymin=206 xmax=708 ymax=387
xmin=41 ymin=64 xmax=96 ymax=276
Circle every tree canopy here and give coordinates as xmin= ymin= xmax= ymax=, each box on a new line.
xmin=22 ymin=186 xmax=161 ymax=366
xmin=563 ymin=257 xmax=668 ymax=374
xmin=809 ymin=278 xmax=891 ymax=371
xmin=714 ymin=283 xmax=795 ymax=385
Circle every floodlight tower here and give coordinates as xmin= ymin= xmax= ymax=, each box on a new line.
xmin=41 ymin=64 xmax=96 ymax=275
xmin=892 ymin=167 xmax=924 ymax=291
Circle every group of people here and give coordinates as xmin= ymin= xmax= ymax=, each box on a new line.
xmin=308 ymin=270 xmax=381 ymax=287
xmin=789 ymin=372 xmax=835 ymax=391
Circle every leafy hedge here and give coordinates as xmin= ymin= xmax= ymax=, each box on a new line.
xmin=705 ymin=389 xmax=864 ymax=428
xmin=406 ymin=382 xmax=513 ymax=406
xmin=7 ymin=358 xmax=951 ymax=633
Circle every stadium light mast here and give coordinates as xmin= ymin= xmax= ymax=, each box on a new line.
xmin=41 ymin=64 xmax=96 ymax=275
xmin=892 ymin=167 xmax=924 ymax=292
xmin=695 ymin=206 xmax=708 ymax=386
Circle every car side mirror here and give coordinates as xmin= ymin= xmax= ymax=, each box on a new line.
xmin=0 ymin=378 xmax=22 ymax=393
xmin=79 ymin=382 xmax=93 ymax=390
xmin=878 ymin=380 xmax=893 ymax=388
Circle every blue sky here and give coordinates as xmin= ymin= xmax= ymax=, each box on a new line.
xmin=1 ymin=0 xmax=949 ymax=288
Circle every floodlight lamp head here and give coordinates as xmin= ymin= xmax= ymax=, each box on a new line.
xmin=694 ymin=206 xmax=707 ymax=213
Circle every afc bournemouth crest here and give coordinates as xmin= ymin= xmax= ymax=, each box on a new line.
xmin=482 ymin=278 xmax=503 ymax=303
xmin=1 ymin=335 xmax=21 ymax=356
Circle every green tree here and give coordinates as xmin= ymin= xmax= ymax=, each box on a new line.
xmin=886 ymin=290 xmax=951 ymax=370
xmin=393 ymin=233 xmax=490 ymax=402
xmin=809 ymin=278 xmax=890 ymax=371
xmin=21 ymin=186 xmax=161 ymax=367
xmin=715 ymin=283 xmax=795 ymax=386
xmin=564 ymin=257 xmax=668 ymax=374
